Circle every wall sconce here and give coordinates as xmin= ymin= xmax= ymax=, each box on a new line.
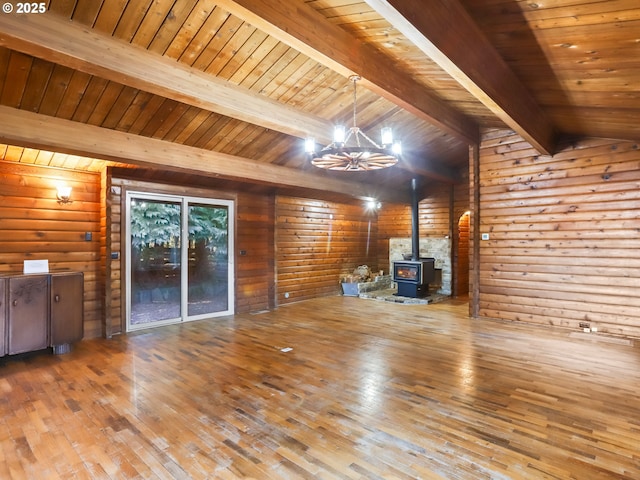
xmin=57 ymin=185 xmax=72 ymax=204
xmin=365 ymin=198 xmax=382 ymax=211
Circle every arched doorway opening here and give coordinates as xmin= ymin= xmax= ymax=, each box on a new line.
xmin=454 ymin=211 xmax=470 ymax=297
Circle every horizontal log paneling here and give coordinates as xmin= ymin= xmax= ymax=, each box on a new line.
xmin=456 ymin=211 xmax=470 ymax=296
xmin=0 ymin=160 xmax=103 ymax=338
xmin=236 ymin=191 xmax=274 ymax=313
xmin=377 ymin=182 xmax=454 ymax=271
xmin=453 ymin=169 xmax=471 ymax=296
xmin=106 ymin=174 xmax=122 ymax=336
xmin=478 ymin=129 xmax=640 ymax=337
xmin=276 ymin=197 xmax=378 ymax=304
xmin=418 ymin=183 xmax=453 ymax=237
xmin=99 ymin=164 xmax=107 ymax=338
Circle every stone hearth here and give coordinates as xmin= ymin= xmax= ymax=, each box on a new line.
xmin=358 ymin=288 xmax=449 ymax=305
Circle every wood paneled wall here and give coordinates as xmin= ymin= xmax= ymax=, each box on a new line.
xmin=418 ymin=182 xmax=454 ymax=237
xmin=105 ymin=175 xmax=122 ymax=337
xmin=478 ymin=129 xmax=640 ymax=337
xmin=377 ymin=182 xmax=456 ymax=269
xmin=236 ymin=192 xmax=275 ymax=312
xmin=0 ymin=160 xmax=103 ymax=337
xmin=378 ymin=203 xmax=411 ymax=235
xmin=455 ymin=212 xmax=470 ymax=296
xmin=377 ymin=202 xmax=411 ymax=271
xmin=275 ymin=197 xmax=378 ymax=304
xmin=453 ymin=171 xmax=471 ymax=296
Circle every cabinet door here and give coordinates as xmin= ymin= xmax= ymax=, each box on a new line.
xmin=50 ymin=272 xmax=84 ymax=347
xmin=8 ymin=275 xmax=49 ymax=355
xmin=0 ymin=278 xmax=6 ymax=357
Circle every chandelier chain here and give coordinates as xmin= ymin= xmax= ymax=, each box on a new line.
xmin=352 ymin=76 xmax=358 ymax=129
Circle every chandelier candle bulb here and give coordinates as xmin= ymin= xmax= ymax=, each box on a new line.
xmin=381 ymin=127 xmax=393 ymax=146
xmin=304 ymin=137 xmax=316 ymax=154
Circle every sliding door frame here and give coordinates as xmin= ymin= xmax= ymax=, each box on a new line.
xmin=124 ymin=190 xmax=235 ymax=332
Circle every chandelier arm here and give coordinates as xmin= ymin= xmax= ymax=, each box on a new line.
xmin=344 ymin=127 xmax=356 ymax=146
xmin=356 ymin=129 xmax=383 ymax=149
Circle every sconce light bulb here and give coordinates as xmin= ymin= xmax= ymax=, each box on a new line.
xmin=57 ymin=185 xmax=72 ymax=204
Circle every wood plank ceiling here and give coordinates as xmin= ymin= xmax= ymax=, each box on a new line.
xmin=0 ymin=0 xmax=638 ymax=201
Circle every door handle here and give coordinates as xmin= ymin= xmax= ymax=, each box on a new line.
xmin=54 ymin=294 xmax=60 ymax=303
xmin=12 ymin=300 xmax=17 ymax=307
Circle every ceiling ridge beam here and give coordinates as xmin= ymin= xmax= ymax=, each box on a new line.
xmin=0 ymin=106 xmax=407 ymax=203
xmin=214 ymin=0 xmax=479 ymax=146
xmin=0 ymin=12 xmax=333 ymax=143
xmin=364 ymin=0 xmax=556 ymax=155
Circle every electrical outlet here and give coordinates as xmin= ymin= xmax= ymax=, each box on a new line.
xmin=481 ymin=233 xmax=490 ymax=241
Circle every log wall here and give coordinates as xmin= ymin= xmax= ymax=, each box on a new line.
xmin=455 ymin=212 xmax=470 ymax=296
xmin=236 ymin=192 xmax=275 ymax=313
xmin=275 ymin=197 xmax=379 ymax=304
xmin=0 ymin=160 xmax=103 ymax=337
xmin=453 ymin=172 xmax=471 ymax=296
xmin=105 ymin=175 xmax=121 ymax=337
xmin=377 ymin=202 xmax=411 ymax=271
xmin=377 ymin=182 xmax=455 ymax=272
xmin=478 ymin=129 xmax=640 ymax=337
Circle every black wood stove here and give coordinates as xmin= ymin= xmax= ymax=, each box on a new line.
xmin=393 ymin=258 xmax=435 ymax=298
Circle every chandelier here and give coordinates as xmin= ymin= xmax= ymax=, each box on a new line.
xmin=305 ymin=75 xmax=402 ymax=171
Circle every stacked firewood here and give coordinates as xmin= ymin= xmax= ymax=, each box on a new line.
xmin=340 ymin=265 xmax=373 ymax=283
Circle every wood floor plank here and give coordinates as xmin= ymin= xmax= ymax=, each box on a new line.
xmin=0 ymin=296 xmax=639 ymax=478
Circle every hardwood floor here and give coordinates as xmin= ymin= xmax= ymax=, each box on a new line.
xmin=1 ymin=296 xmax=638 ymax=479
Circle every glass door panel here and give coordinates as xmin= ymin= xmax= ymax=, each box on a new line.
xmin=187 ymin=204 xmax=229 ymax=317
xmin=129 ymin=198 xmax=182 ymax=327
xmin=126 ymin=192 xmax=234 ymax=332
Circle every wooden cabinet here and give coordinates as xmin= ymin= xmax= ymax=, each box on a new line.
xmin=0 ymin=272 xmax=84 ymax=357
xmin=0 ymin=278 xmax=5 ymax=358
xmin=50 ymin=272 xmax=84 ymax=354
xmin=8 ymin=275 xmax=49 ymax=355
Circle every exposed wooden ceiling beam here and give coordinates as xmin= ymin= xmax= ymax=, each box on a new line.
xmin=0 ymin=12 xmax=333 ymax=143
xmin=0 ymin=11 xmax=460 ymax=183
xmin=215 ymin=0 xmax=479 ymax=146
xmin=0 ymin=106 xmax=408 ymax=203
xmin=364 ymin=0 xmax=556 ymax=155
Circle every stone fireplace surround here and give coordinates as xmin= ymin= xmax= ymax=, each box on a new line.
xmin=389 ymin=238 xmax=451 ymax=295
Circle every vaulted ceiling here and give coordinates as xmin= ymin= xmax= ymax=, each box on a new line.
xmin=0 ymin=0 xmax=638 ymax=203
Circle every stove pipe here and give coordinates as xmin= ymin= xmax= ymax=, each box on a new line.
xmin=410 ymin=178 xmax=419 ymax=261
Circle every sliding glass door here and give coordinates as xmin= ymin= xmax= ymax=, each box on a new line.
xmin=129 ymin=197 xmax=182 ymax=327
xmin=126 ymin=192 xmax=234 ymax=331
xmin=187 ymin=203 xmax=229 ymax=317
